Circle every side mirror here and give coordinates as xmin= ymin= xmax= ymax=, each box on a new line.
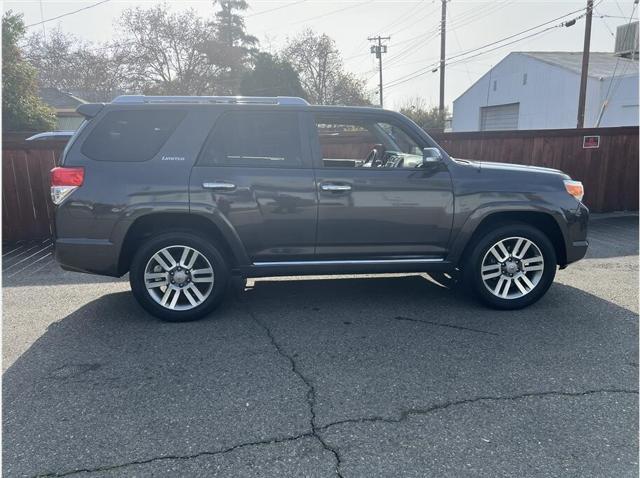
xmin=422 ymin=147 xmax=443 ymax=163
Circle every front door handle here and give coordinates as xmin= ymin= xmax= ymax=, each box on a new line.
xmin=202 ymin=181 xmax=236 ymax=191
xmin=320 ymin=182 xmax=352 ymax=192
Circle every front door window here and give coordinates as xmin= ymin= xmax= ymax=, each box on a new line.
xmin=315 ymin=116 xmax=425 ymax=169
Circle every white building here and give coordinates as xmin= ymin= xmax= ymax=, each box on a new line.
xmin=452 ymin=25 xmax=639 ymax=131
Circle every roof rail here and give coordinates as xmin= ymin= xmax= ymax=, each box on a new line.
xmin=111 ymin=95 xmax=309 ymax=106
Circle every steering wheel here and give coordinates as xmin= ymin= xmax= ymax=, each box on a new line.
xmin=363 ymin=144 xmax=386 ymax=168
xmin=362 ymin=148 xmax=380 ymax=168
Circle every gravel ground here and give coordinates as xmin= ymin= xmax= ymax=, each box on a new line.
xmin=2 ymin=214 xmax=638 ymax=477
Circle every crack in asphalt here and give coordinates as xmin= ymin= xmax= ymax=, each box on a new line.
xmin=30 ymin=387 xmax=637 ymax=477
xmin=27 ymin=295 xmax=636 ymax=478
xmin=393 ymin=315 xmax=500 ymax=336
xmin=245 ymin=304 xmax=345 ymax=478
xmin=33 ymin=433 xmax=315 ymax=477
xmin=316 ymin=388 xmax=639 ymax=432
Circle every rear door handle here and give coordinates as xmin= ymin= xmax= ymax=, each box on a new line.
xmin=320 ymin=182 xmax=352 ymax=192
xmin=202 ymin=181 xmax=236 ymax=191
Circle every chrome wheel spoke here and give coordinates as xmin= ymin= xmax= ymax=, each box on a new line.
xmin=146 ymin=279 xmax=168 ymax=288
xmin=481 ymin=263 xmax=502 ymax=280
xmin=169 ymin=289 xmax=181 ymax=309
xmin=512 ymin=238 xmax=532 ymax=259
xmin=180 ymin=247 xmax=200 ymax=269
xmin=519 ymin=273 xmax=535 ymax=289
xmin=513 ymin=275 xmax=529 ymax=295
xmin=160 ymin=287 xmax=173 ymax=306
xmin=191 ymin=267 xmax=214 ymax=283
xmin=182 ymin=287 xmax=198 ymax=307
xmin=522 ymin=255 xmax=544 ymax=271
xmin=187 ymin=283 xmax=205 ymax=301
xmin=490 ymin=243 xmax=508 ymax=262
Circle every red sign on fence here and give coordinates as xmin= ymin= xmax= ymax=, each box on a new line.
xmin=583 ymin=135 xmax=600 ymax=149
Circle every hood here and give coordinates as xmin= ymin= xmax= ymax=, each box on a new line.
xmin=453 ymin=158 xmax=569 ymax=178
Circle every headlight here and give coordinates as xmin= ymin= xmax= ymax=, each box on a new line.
xmin=563 ymin=179 xmax=584 ymax=202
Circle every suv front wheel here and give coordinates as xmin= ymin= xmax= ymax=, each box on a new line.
xmin=130 ymin=232 xmax=229 ymax=321
xmin=465 ymin=224 xmax=557 ymax=310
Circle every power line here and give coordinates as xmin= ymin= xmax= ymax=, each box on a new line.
xmin=383 ymin=4 xmax=590 ymax=89
xmin=246 ymin=0 xmax=310 ymax=18
xmin=596 ymin=1 xmax=639 ymax=126
xmin=287 ymin=1 xmax=375 ymax=27
xmin=382 ymin=0 xmax=426 ymax=34
xmin=385 ymin=13 xmax=584 ymax=91
xmin=26 ymin=0 xmax=112 ymax=28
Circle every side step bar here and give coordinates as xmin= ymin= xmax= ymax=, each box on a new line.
xmin=236 ymin=258 xmax=452 ymax=278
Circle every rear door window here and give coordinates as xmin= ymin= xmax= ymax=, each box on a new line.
xmin=81 ymin=109 xmax=186 ymax=162
xmin=199 ymin=110 xmax=302 ymax=168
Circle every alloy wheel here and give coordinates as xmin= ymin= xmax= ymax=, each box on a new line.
xmin=480 ymin=236 xmax=544 ymax=300
xmin=144 ymin=245 xmax=215 ymax=310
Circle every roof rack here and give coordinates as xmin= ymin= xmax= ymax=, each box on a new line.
xmin=111 ymin=95 xmax=309 ymax=106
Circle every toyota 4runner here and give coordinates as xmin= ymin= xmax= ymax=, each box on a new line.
xmin=50 ymin=95 xmax=589 ymax=321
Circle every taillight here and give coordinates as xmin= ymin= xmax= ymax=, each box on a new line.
xmin=50 ymin=167 xmax=84 ymax=205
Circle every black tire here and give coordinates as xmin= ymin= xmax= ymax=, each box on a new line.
xmin=129 ymin=232 xmax=229 ymax=321
xmin=464 ymin=224 xmax=557 ymax=310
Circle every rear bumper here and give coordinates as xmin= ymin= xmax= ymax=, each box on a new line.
xmin=54 ymin=238 xmax=121 ymax=277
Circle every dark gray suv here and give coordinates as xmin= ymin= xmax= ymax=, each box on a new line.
xmin=51 ymin=95 xmax=589 ymax=321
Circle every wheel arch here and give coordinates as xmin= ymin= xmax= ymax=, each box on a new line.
xmin=450 ymin=209 xmax=568 ymax=269
xmin=117 ymin=212 xmax=249 ymax=275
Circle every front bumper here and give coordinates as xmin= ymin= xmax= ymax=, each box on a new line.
xmin=563 ymin=201 xmax=589 ymax=265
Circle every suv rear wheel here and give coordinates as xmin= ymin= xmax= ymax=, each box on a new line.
xmin=130 ymin=232 xmax=229 ymax=321
xmin=465 ymin=224 xmax=557 ymax=309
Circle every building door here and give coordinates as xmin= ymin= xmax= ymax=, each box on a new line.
xmin=480 ymin=103 xmax=520 ymax=131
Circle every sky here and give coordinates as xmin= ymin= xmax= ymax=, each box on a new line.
xmin=4 ymin=0 xmax=638 ymax=110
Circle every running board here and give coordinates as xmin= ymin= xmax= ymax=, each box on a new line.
xmin=237 ymin=258 xmax=451 ymax=278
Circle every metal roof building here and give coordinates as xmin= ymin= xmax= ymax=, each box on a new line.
xmin=451 ymin=49 xmax=638 ymax=131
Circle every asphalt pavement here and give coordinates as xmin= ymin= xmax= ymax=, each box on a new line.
xmin=2 ymin=214 xmax=638 ymax=477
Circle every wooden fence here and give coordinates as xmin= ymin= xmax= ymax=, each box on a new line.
xmin=2 ymin=126 xmax=638 ymax=242
xmin=3 ymin=133 xmax=67 ymax=242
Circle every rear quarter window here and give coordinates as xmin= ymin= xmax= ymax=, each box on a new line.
xmin=81 ymin=109 xmax=186 ymax=162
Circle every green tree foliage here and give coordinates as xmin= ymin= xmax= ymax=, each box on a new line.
xmin=240 ymin=52 xmax=306 ymax=97
xmin=201 ymin=0 xmax=258 ymax=94
xmin=2 ymin=11 xmax=55 ymax=131
xmin=399 ymin=97 xmax=450 ymax=131
xmin=213 ymin=0 xmax=257 ymax=50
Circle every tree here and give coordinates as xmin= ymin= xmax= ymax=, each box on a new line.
xmin=116 ymin=4 xmax=222 ymax=95
xmin=24 ymin=29 xmax=129 ymax=102
xmin=200 ymin=0 xmax=258 ymax=94
xmin=213 ymin=0 xmax=257 ymax=50
xmin=283 ymin=30 xmax=371 ymax=105
xmin=2 ymin=11 xmax=55 ymax=131
xmin=240 ymin=52 xmax=306 ymax=97
xmin=399 ymin=97 xmax=450 ymax=131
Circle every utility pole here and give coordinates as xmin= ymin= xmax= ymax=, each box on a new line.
xmin=576 ymin=0 xmax=593 ymax=128
xmin=369 ymin=35 xmax=390 ymax=107
xmin=439 ymin=0 xmax=447 ymax=115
